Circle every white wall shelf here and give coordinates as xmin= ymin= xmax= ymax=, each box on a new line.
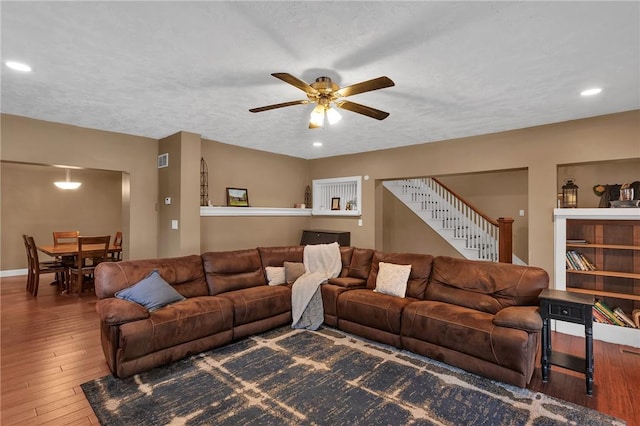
xmin=312 ymin=176 xmax=362 ymax=216
xmin=200 ymin=207 xmax=311 ymax=217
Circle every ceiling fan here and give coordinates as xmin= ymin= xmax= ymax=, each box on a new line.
xmin=249 ymin=73 xmax=395 ymax=128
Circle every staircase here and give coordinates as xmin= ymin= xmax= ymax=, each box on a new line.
xmin=384 ymin=178 xmax=524 ymax=264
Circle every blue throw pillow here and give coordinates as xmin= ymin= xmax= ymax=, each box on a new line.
xmin=115 ymin=270 xmax=185 ymax=311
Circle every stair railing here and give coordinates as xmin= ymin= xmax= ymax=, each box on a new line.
xmin=400 ymin=178 xmax=513 ymax=263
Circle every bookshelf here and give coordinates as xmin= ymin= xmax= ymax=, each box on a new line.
xmin=554 ymin=208 xmax=640 ymax=348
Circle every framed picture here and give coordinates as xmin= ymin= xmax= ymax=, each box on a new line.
xmin=331 ymin=197 xmax=341 ymax=210
xmin=226 ymin=188 xmax=249 ymax=207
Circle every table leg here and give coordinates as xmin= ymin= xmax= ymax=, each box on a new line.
xmin=541 ymin=316 xmax=550 ymax=382
xmin=585 ymin=322 xmax=594 ymax=395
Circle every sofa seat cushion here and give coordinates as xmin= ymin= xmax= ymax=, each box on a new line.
xmin=402 ymin=300 xmax=534 ymax=373
xmin=217 ymin=285 xmax=291 ymax=327
xmin=338 ymin=289 xmax=417 ymax=334
xmin=118 ymin=296 xmax=233 ymax=361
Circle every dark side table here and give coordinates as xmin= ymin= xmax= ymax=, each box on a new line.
xmin=539 ymin=288 xmax=595 ymax=395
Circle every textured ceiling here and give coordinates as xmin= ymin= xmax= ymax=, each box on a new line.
xmin=2 ymin=1 xmax=639 ymax=159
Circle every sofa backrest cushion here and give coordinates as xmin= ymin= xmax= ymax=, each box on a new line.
xmin=426 ymin=256 xmax=549 ymax=314
xmin=202 ymin=249 xmax=266 ymax=295
xmin=94 ymin=255 xmax=208 ymax=299
xmin=348 ymin=248 xmax=374 ymax=279
xmin=338 ymin=246 xmax=355 ymax=277
xmin=257 ymin=246 xmax=304 ymax=267
xmin=366 ymin=251 xmax=434 ymax=299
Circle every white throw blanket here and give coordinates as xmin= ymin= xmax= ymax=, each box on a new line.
xmin=291 ymin=242 xmax=342 ymax=330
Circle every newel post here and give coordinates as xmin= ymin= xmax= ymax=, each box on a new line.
xmin=497 ymin=217 xmax=514 ymax=263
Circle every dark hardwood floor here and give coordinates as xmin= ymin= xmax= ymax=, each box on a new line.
xmin=1 ymin=273 xmax=639 ymax=425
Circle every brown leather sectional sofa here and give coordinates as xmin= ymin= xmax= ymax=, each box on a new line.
xmin=94 ymin=245 xmax=548 ymax=387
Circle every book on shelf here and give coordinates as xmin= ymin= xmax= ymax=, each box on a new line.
xmin=565 ymin=250 xmax=596 ymax=271
xmin=594 ymin=300 xmax=626 ymax=327
xmin=592 ymin=307 xmax=613 ymax=324
xmin=613 ymin=307 xmax=638 ymax=328
xmin=567 ymin=239 xmax=588 ymax=244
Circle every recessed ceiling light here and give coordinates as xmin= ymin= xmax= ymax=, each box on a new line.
xmin=580 ymin=88 xmax=602 ymax=96
xmin=313 ymin=142 xmax=323 ymax=147
xmin=5 ymin=61 xmax=32 ymax=72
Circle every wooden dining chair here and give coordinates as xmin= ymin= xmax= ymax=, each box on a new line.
xmin=22 ymin=234 xmax=34 ymax=292
xmin=25 ymin=235 xmax=68 ymax=296
xmin=109 ymin=231 xmax=123 ymax=262
xmin=53 ymin=230 xmax=80 ymax=246
xmin=52 ymin=230 xmax=79 ymax=285
xmin=68 ymin=235 xmax=110 ymax=295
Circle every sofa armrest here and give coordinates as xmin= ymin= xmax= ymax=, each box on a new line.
xmin=493 ymin=306 xmax=542 ymax=332
xmin=96 ymin=298 xmax=150 ymax=325
xmin=327 ymin=277 xmax=367 ymax=289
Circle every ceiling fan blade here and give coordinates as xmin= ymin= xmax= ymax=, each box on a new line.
xmin=249 ymin=100 xmax=309 ymax=113
xmin=271 ymin=73 xmax=318 ymax=95
xmin=335 ymin=100 xmax=390 ymax=120
xmin=336 ymin=76 xmax=395 ymax=98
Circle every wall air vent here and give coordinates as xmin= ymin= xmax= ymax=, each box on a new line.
xmin=158 ymin=153 xmax=169 ymax=168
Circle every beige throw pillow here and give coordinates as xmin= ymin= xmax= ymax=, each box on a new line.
xmin=374 ymin=262 xmax=411 ymax=298
xmin=284 ymin=262 xmax=306 ymax=284
xmin=265 ymin=266 xmax=286 ymax=286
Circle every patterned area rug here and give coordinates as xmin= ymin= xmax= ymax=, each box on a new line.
xmin=82 ymin=327 xmax=624 ymax=425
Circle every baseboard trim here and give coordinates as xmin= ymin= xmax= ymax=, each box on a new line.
xmin=1 ymin=269 xmax=27 ymax=278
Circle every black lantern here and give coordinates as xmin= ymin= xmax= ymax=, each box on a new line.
xmin=561 ymin=179 xmax=579 ymax=208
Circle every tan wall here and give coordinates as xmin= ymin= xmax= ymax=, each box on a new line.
xmin=158 ymin=133 xmax=182 ymax=258
xmin=201 ymin=216 xmax=310 ymax=252
xmin=158 ymin=131 xmax=202 ymax=258
xmin=308 ymin=111 xmax=640 ymax=285
xmin=2 ymin=111 xmax=638 ymax=281
xmin=557 ymin=158 xmax=640 ymax=208
xmin=1 ymin=162 xmax=122 ymax=269
xmin=1 ymin=114 xmax=159 ymax=262
xmin=200 ymin=139 xmax=310 ymax=252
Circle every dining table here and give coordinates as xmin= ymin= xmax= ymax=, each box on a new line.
xmin=37 ymin=243 xmax=122 ymax=294
xmin=37 ymin=243 xmax=122 ymax=258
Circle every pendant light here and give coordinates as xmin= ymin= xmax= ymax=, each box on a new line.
xmin=54 ymin=169 xmax=82 ymax=190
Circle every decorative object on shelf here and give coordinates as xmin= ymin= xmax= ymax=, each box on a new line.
xmin=294 ymin=203 xmax=306 ymax=208
xmin=200 ymin=158 xmax=208 ymax=206
xmin=610 ymin=199 xmax=640 ymax=208
xmin=331 ymin=197 xmax=340 ymax=210
xmin=226 ymin=188 xmax=249 ymax=207
xmin=561 ymin=179 xmax=579 ymax=208
xmin=592 ymin=184 xmax=606 ymax=196
xmin=597 ymin=181 xmax=640 ymax=208
xmin=304 ymin=185 xmax=312 ymax=209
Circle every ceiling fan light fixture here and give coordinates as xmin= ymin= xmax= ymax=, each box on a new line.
xmin=326 ymin=107 xmax=342 ymax=125
xmin=309 ymin=105 xmax=325 ymax=128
